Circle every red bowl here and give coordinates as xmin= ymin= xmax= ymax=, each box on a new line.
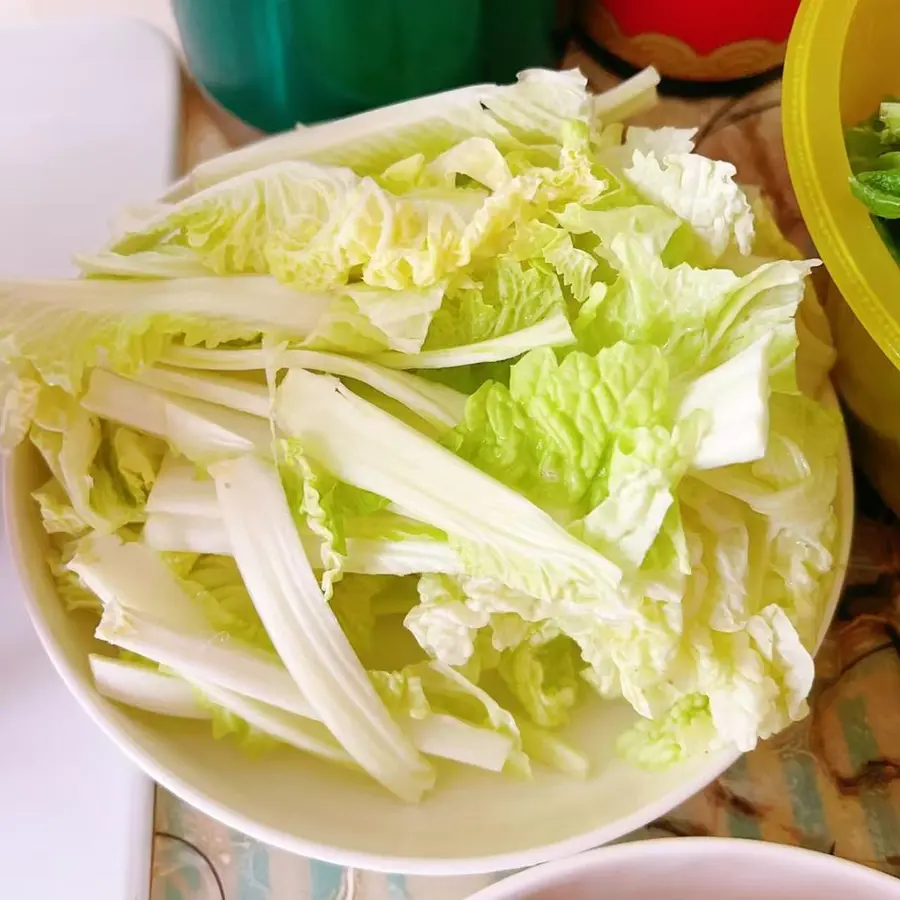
xmin=577 ymin=0 xmax=799 ymax=82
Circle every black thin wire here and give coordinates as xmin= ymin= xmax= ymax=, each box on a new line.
xmin=695 ymin=98 xmax=783 ymax=152
xmin=155 ymin=831 xmax=227 ymax=900
xmin=716 ymin=100 xmax=783 ymax=135
xmin=693 ymin=94 xmax=745 ymax=151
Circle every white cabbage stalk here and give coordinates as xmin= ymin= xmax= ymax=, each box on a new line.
xmin=81 ymin=542 xmax=509 ymax=776
xmin=145 ymin=455 xmax=220 ymax=518
xmin=143 ymin=509 xmax=462 ymax=576
xmin=211 ymin=454 xmax=435 ymax=801
xmin=82 ymin=370 xmax=272 ymax=463
xmin=162 ymin=347 xmax=467 ymax=431
xmin=90 ymin=654 xmax=207 ymax=719
xmin=145 ymin=455 xmax=462 ymax=575
xmin=185 ymin=677 xmax=356 ymax=767
xmin=143 ymin=512 xmax=233 ymax=556
xmin=72 ymin=536 xmax=318 ymax=717
xmin=132 ymin=365 xmax=271 ymax=418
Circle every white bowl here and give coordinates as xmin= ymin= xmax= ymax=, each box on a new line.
xmin=2 ymin=392 xmax=854 ymax=875
xmin=464 ymin=838 xmax=900 ymax=899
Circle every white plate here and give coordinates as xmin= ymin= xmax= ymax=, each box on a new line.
xmin=2 ymin=383 xmax=854 ymax=875
xmin=464 ymin=837 xmax=900 ymax=899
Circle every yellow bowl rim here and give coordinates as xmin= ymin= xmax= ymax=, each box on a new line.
xmin=784 ymin=0 xmax=900 ymax=370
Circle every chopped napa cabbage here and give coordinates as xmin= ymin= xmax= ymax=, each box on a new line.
xmin=2 ymin=64 xmax=842 ymax=795
xmin=145 ymin=454 xmax=462 ymax=575
xmin=624 ymin=151 xmax=755 ymax=258
xmin=210 ymin=454 xmax=434 ymax=801
xmin=90 ymin=654 xmax=209 ymax=719
xmin=162 ymin=345 xmax=467 ymax=431
xmin=81 ymin=370 xmax=272 ymax=464
xmin=172 ymin=67 xmax=659 ymax=195
xmin=0 ymin=276 xmax=332 ymax=446
xmin=70 ymin=534 xmax=317 ymax=718
xmin=274 ymin=368 xmax=624 ymax=608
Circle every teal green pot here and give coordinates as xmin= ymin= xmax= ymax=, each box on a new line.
xmin=172 ymin=0 xmax=565 ymax=133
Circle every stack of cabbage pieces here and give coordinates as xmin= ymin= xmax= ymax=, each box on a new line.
xmin=0 ymin=68 xmax=842 ymax=802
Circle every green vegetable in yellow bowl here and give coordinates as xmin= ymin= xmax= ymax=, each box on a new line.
xmin=847 ymin=100 xmax=900 ymax=261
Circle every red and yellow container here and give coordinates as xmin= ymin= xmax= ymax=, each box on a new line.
xmin=577 ymin=0 xmax=799 ymax=83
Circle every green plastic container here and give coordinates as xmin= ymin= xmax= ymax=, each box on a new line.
xmin=172 ymin=0 xmax=563 ymax=133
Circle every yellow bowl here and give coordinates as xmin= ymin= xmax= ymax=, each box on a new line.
xmin=784 ymin=0 xmax=900 ymax=510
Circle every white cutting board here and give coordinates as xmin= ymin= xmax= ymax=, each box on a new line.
xmin=0 ymin=17 xmax=179 ymax=900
